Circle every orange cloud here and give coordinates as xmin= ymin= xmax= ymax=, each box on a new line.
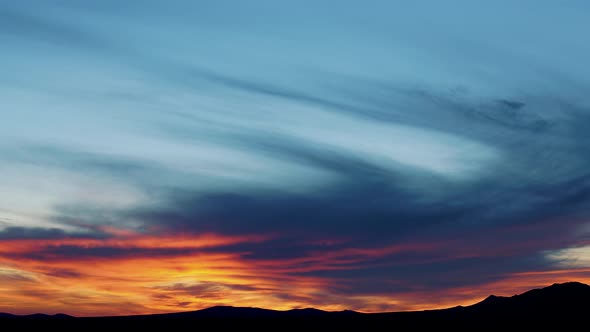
xmin=2 ymin=228 xmax=590 ymax=316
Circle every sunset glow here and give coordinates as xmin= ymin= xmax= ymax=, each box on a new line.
xmin=2 ymin=225 xmax=590 ymax=316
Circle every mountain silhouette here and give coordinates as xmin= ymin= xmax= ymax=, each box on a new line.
xmin=461 ymin=281 xmax=590 ymax=319
xmin=2 ymin=282 xmax=590 ymax=325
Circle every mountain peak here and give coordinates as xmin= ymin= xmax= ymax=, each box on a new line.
xmin=548 ymin=281 xmax=590 ymax=289
xmin=467 ymin=281 xmax=590 ymax=319
xmin=476 ymin=294 xmax=508 ymax=307
xmin=521 ymin=281 xmax=590 ymax=296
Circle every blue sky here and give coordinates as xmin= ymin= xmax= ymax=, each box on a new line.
xmin=2 ymin=0 xmax=590 ymax=315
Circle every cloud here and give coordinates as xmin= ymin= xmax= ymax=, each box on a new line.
xmin=0 ymin=8 xmax=105 ymax=48
xmin=41 ymin=268 xmax=83 ymax=279
xmin=14 ymin=245 xmax=201 ymax=261
xmin=0 ymin=226 xmax=106 ymax=240
xmin=10 ymin=74 xmax=587 ymax=306
xmin=153 ymin=281 xmax=260 ymax=299
xmin=0 ymin=267 xmax=37 ymax=283
xmin=546 ymin=245 xmax=590 ymax=269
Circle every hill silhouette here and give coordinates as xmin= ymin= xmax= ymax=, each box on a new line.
xmin=2 ymin=282 xmax=590 ymax=325
xmin=462 ymin=281 xmax=590 ymax=319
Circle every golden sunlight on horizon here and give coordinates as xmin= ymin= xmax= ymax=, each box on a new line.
xmin=2 ymin=229 xmax=590 ymax=316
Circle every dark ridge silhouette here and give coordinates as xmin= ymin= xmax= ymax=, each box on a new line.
xmin=462 ymin=281 xmax=590 ymax=319
xmin=0 ymin=313 xmax=16 ymax=319
xmin=2 ymin=282 xmax=590 ymax=325
xmin=0 ymin=313 xmax=74 ymax=320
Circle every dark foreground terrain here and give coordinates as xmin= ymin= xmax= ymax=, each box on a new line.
xmin=2 ymin=282 xmax=590 ymax=326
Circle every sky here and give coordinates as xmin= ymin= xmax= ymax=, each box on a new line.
xmin=1 ymin=0 xmax=590 ymax=316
